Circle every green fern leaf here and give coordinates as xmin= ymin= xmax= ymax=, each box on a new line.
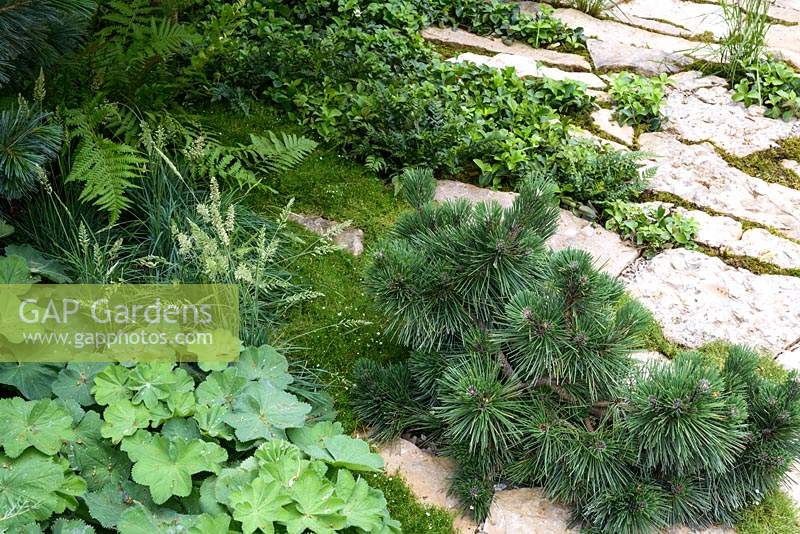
xmin=247 ymin=132 xmax=317 ymax=174
xmin=67 ymin=136 xmax=146 ymax=223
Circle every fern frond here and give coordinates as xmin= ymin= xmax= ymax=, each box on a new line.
xmin=66 ymin=135 xmax=146 ymax=223
xmin=247 ymin=132 xmax=317 ymax=174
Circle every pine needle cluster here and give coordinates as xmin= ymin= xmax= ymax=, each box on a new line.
xmin=352 ymin=168 xmax=800 ymax=532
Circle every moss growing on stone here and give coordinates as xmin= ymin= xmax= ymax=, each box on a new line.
xmin=736 ymin=490 xmax=800 ymax=534
xmin=718 ymin=137 xmax=800 ymax=190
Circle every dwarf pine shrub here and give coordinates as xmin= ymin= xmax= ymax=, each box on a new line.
xmin=352 ymin=168 xmax=800 ymax=532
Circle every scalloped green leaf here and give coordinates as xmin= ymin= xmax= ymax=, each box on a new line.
xmin=84 ymin=480 xmax=154 ymax=529
xmin=5 ymin=244 xmax=71 ymax=283
xmin=229 ymin=477 xmax=294 ymax=534
xmin=65 ymin=410 xmax=131 ymax=491
xmin=92 ymin=365 xmax=132 ymax=406
xmin=101 ymin=399 xmax=151 ymax=444
xmin=0 ymin=397 xmax=75 ymax=457
xmin=121 ymin=430 xmax=228 ymax=504
xmin=0 ymin=363 xmax=61 ymax=399
xmin=196 ymin=368 xmax=247 ymax=408
xmin=335 ymin=469 xmax=391 ymax=532
xmin=224 ymin=381 xmax=310 ymax=443
xmin=235 ymin=345 xmax=292 ymax=388
xmin=52 ymin=363 xmax=108 ymax=406
xmin=52 ymin=518 xmax=96 ymax=534
xmin=0 ymin=254 xmax=38 ymax=283
xmin=0 ymin=451 xmax=85 ymax=529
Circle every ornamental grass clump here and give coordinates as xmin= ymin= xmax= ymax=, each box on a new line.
xmin=352 ymin=168 xmax=800 ymax=532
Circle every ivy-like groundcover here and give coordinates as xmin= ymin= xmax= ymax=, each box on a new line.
xmin=0 ymin=345 xmax=399 ymax=533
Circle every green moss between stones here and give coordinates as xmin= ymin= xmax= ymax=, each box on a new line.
xmin=640 ymin=191 xmax=800 ymax=246
xmin=428 ymin=39 xmax=498 ymax=59
xmin=718 ymin=137 xmax=800 ymax=191
xmin=736 ymin=490 xmax=800 ymax=534
xmin=369 ymin=473 xmax=457 ymax=534
xmin=699 ymin=245 xmax=800 ymax=278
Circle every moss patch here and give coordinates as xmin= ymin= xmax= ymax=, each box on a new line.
xmin=736 ymin=490 xmax=800 ymax=534
xmin=254 ymin=150 xmax=407 ymax=244
xmin=370 ymin=473 xmax=457 ymax=534
xmin=428 ymin=39 xmax=498 ymax=59
xmin=719 ymin=137 xmax=800 ymax=190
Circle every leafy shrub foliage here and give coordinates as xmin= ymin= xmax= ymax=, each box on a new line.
xmin=732 ymin=59 xmax=800 ymax=121
xmin=352 ymin=169 xmax=800 ymax=531
xmin=604 ymin=201 xmax=698 ymax=254
xmin=544 ymin=139 xmax=652 ymax=216
xmin=194 ymin=0 xmax=597 ymax=188
xmin=427 ymin=1 xmax=585 ymax=51
xmin=608 ymin=72 xmax=669 ymax=131
xmin=0 ymin=346 xmax=399 ymax=533
xmin=716 ymin=0 xmax=800 ymax=120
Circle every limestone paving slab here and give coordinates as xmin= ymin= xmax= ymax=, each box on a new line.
xmin=609 ymin=0 xmax=727 ymax=40
xmin=587 ymin=38 xmax=693 ymax=76
xmin=663 ymin=71 xmax=800 ymax=157
xmin=519 ymin=5 xmax=716 ymax=75
xmin=726 ymin=228 xmax=800 ymax=270
xmin=766 ymin=24 xmax=800 ymax=70
xmin=434 ymin=180 xmax=640 ymax=277
xmin=591 ymin=107 xmax=635 ymax=146
xmin=622 ymin=249 xmax=800 ymax=352
xmin=649 ymin=204 xmax=800 ymax=270
xmin=421 ymin=26 xmax=592 ymax=70
xmin=783 ymin=159 xmax=800 ymax=176
xmin=484 ymin=488 xmax=576 ymax=534
xmin=450 ymin=52 xmax=606 ymax=88
xmin=701 ymin=0 xmax=800 ymax=24
xmin=639 ymin=132 xmax=800 ymax=242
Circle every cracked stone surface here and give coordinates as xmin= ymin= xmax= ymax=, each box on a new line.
xmin=651 ymin=204 xmax=800 ymax=270
xmin=623 ymin=249 xmax=800 ymax=352
xmin=663 ymin=71 xmax=800 ymax=157
xmin=288 ymin=213 xmax=364 ymax=255
xmin=434 ymin=180 xmax=639 ymax=277
xmin=778 ymin=346 xmax=800 ymax=372
xmin=639 ymin=132 xmax=800 ymax=241
xmin=570 ymin=126 xmax=629 ymax=151
xmin=586 ymin=38 xmax=693 ymax=76
xmin=591 ymin=108 xmax=634 ymax=146
xmin=378 ymin=439 xmax=478 ymax=533
xmin=519 ymin=6 xmax=715 ymax=75
xmin=484 ymin=488 xmax=575 ymax=534
xmin=421 ymin=26 xmax=591 ymax=70
xmin=726 ymin=228 xmax=800 ymax=270
xmin=608 ymin=0 xmax=727 ymax=39
xmin=450 ymin=52 xmax=606 ymax=88
xmin=766 ymin=23 xmax=800 ymax=70
xmin=682 ymin=209 xmax=744 ymax=249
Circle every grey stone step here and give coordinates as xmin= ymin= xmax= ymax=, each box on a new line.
xmin=622 ymin=248 xmax=800 ymax=353
xmin=449 ymin=52 xmax=606 ymax=88
xmin=640 ymin=132 xmax=800 ymax=242
xmin=421 ymin=26 xmax=592 ymax=71
xmin=519 ymin=5 xmax=715 ymax=75
xmin=663 ymin=72 xmax=800 ymax=158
